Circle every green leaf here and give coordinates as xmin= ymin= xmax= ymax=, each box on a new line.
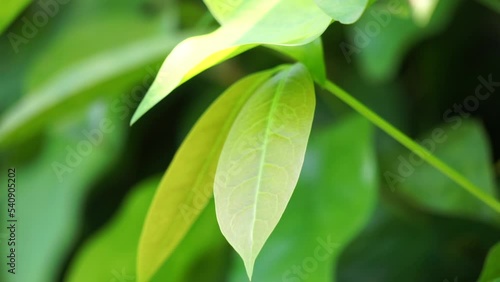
xmin=204 ymin=0 xmax=327 ymax=82
xmin=479 ymin=243 xmax=500 ymax=282
xmin=269 ymin=38 xmax=327 ymax=86
xmin=408 ymin=0 xmax=440 ymax=25
xmin=0 ymin=36 xmax=179 ymax=147
xmin=214 ymin=63 xmax=315 ymax=279
xmin=350 ymin=0 xmax=461 ymax=81
xmin=477 ymin=0 xmax=500 ymax=13
xmin=137 ymin=66 xmax=283 ymax=282
xmin=228 ymin=114 xmax=377 ymax=282
xmin=0 ymin=0 xmax=32 ymax=34
xmin=314 ymin=0 xmax=369 ymax=24
xmin=66 ymin=178 xmax=227 ymax=282
xmin=390 ymin=120 xmax=499 ymax=224
xmin=0 ymin=0 xmax=180 ymax=147
xmin=131 ymin=0 xmax=331 ymax=124
xmin=0 ymin=100 xmax=126 ymax=282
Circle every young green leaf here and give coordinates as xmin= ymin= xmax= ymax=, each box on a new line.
xmin=314 ymin=0 xmax=369 ymax=24
xmin=131 ymin=0 xmax=331 ymax=124
xmin=137 ymin=67 xmax=283 ymax=282
xmin=227 ymin=115 xmax=377 ymax=282
xmin=478 ymin=242 xmax=500 ymax=282
xmin=204 ymin=0 xmax=327 ymax=83
xmin=214 ymin=63 xmax=316 ymax=279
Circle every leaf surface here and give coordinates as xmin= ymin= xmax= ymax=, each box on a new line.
xmin=227 ymin=114 xmax=378 ymax=282
xmin=137 ymin=67 xmax=282 ymax=282
xmin=314 ymin=0 xmax=369 ymax=23
xmin=479 ymin=242 xmax=500 ymax=282
xmin=131 ymin=0 xmax=331 ymax=123
xmin=390 ymin=120 xmax=499 ymax=225
xmin=66 ymin=178 xmax=227 ymax=282
xmin=0 ymin=0 xmax=32 ymax=34
xmin=214 ymin=63 xmax=315 ymax=279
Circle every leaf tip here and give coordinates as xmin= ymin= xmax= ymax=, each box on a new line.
xmin=243 ymin=259 xmax=255 ymax=281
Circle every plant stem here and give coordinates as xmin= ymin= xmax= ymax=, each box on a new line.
xmin=323 ymin=79 xmax=500 ymax=214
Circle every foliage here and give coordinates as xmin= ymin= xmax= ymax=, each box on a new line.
xmin=1 ymin=0 xmax=499 ymax=281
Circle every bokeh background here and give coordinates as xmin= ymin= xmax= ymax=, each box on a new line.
xmin=0 ymin=0 xmax=499 ymax=281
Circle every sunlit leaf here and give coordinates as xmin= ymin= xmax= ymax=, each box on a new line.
xmin=214 ymin=63 xmax=315 ymax=279
xmin=389 ymin=120 xmax=499 ymax=225
xmin=137 ymin=66 xmax=283 ymax=282
xmin=131 ymin=0 xmax=331 ymax=123
xmin=479 ymin=242 xmax=500 ymax=282
xmin=228 ymin=114 xmax=377 ymax=281
xmin=66 ymin=178 xmax=227 ymax=282
xmin=314 ymin=0 xmax=369 ymax=24
xmin=204 ymin=0 xmax=327 ymax=82
xmin=409 ymin=0 xmax=440 ymax=26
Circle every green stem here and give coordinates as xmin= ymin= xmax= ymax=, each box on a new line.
xmin=323 ymin=79 xmax=500 ymax=214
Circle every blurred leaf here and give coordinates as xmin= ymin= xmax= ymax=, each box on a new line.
xmin=0 ymin=36 xmax=180 ymax=147
xmin=0 ymin=0 xmax=32 ymax=34
xmin=137 ymin=66 xmax=283 ymax=282
xmin=228 ymin=114 xmax=378 ymax=281
xmin=131 ymin=0 xmax=332 ymax=123
xmin=390 ymin=120 xmax=499 ymax=225
xmin=0 ymin=99 xmax=126 ymax=282
xmin=0 ymin=0 xmax=181 ymax=147
xmin=66 ymin=178 xmax=227 ymax=282
xmin=350 ymin=0 xmax=461 ymax=81
xmin=337 ymin=202 xmax=500 ymax=282
xmin=314 ymin=0 xmax=369 ymax=24
xmin=477 ymin=0 xmax=500 ymax=13
xmin=408 ymin=0 xmax=439 ymax=26
xmin=269 ymin=38 xmax=327 ymax=85
xmin=479 ymin=242 xmax=500 ymax=282
xmin=215 ymin=64 xmax=315 ymax=279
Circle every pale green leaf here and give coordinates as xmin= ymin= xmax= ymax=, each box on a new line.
xmin=479 ymin=242 xmax=500 ymax=282
xmin=137 ymin=67 xmax=283 ymax=282
xmin=409 ymin=0 xmax=440 ymax=26
xmin=131 ymin=0 xmax=331 ymax=124
xmin=228 ymin=114 xmax=377 ymax=282
xmin=214 ymin=63 xmax=316 ymax=279
xmin=204 ymin=0 xmax=327 ymax=82
xmin=314 ymin=0 xmax=369 ymax=24
xmin=66 ymin=178 xmax=227 ymax=282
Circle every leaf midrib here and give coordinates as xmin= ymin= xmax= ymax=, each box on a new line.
xmin=250 ymin=69 xmax=291 ymax=256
